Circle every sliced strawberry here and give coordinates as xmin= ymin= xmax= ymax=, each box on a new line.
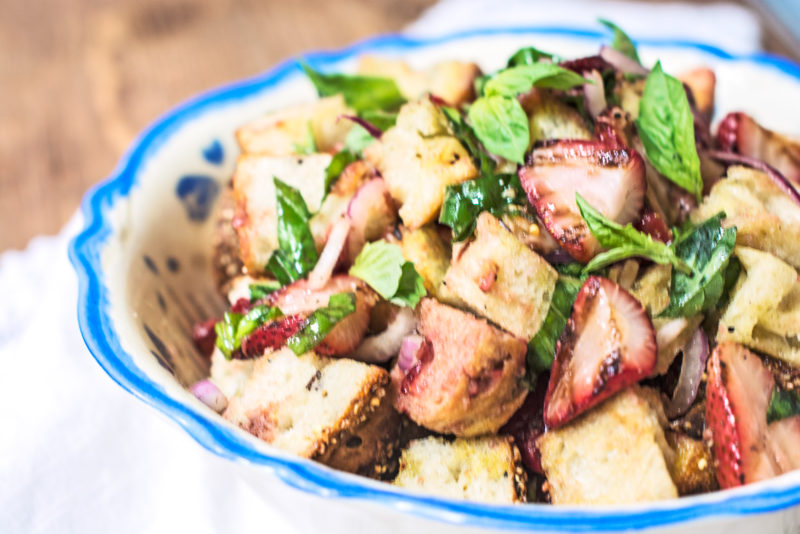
xmin=344 ymin=178 xmax=397 ymax=262
xmin=269 ymin=275 xmax=378 ymax=357
xmin=192 ymin=318 xmax=218 ymax=357
xmin=238 ymin=314 xmax=306 ymax=359
xmin=705 ymin=342 xmax=800 ymax=489
xmin=593 ymin=107 xmax=634 ymax=149
xmin=634 ymin=208 xmax=671 ymax=243
xmin=717 ymin=112 xmax=800 ymax=186
xmin=543 ymin=276 xmax=656 ymax=428
xmin=518 ymin=140 xmax=646 ymax=263
xmin=500 ymin=373 xmax=549 ymax=474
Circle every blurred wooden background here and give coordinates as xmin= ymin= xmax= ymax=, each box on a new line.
xmin=0 ymin=0 xmax=795 ymax=252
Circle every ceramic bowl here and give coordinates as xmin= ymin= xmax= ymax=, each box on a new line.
xmin=69 ymin=26 xmax=800 ymax=534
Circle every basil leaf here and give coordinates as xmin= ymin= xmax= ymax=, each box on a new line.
xmin=301 ymin=63 xmax=406 ymax=113
xmin=467 ymin=95 xmax=529 ymax=164
xmin=343 ymin=110 xmax=397 ymax=154
xmin=439 ymin=173 xmax=527 ymax=241
xmin=266 ymin=178 xmax=318 ymax=283
xmin=767 ymin=387 xmax=800 ymax=424
xmin=286 ymin=292 xmax=356 ymax=355
xmin=576 ymin=193 xmax=690 ymax=274
xmin=660 ymin=213 xmax=737 ymax=318
xmin=635 ymin=62 xmax=703 ymax=201
xmin=291 ymin=121 xmax=317 ymax=155
xmin=598 ymin=19 xmax=641 ymax=63
xmin=484 ymin=64 xmax=590 ymax=97
xmin=349 ymin=241 xmax=426 ymax=307
xmin=323 ymin=149 xmax=357 ymax=198
xmin=441 ymin=105 xmax=495 ymax=175
xmin=214 ymin=305 xmax=283 ymax=359
xmin=528 ymin=276 xmax=583 ymax=380
xmin=507 ymin=46 xmax=556 ymax=67
xmin=249 ymin=281 xmax=281 ymax=302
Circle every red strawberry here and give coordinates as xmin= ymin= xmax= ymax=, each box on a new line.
xmin=230 ymin=297 xmax=252 ymax=314
xmin=192 ymin=318 xmax=218 ymax=357
xmin=500 ymin=373 xmax=549 ymax=474
xmin=518 ymin=140 xmax=646 ymax=263
xmin=634 ymin=209 xmax=671 ymax=244
xmin=543 ymin=276 xmax=656 ymax=428
xmin=705 ymin=342 xmax=800 ymax=489
xmin=238 ymin=314 xmax=307 ymax=359
xmin=717 ymin=112 xmax=800 ymax=186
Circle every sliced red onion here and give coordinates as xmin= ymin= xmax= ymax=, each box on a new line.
xmin=397 ymin=334 xmax=426 ymax=373
xmin=706 ymin=149 xmax=800 ymax=207
xmin=352 ymin=307 xmax=417 ymax=363
xmin=599 ymin=46 xmax=648 ymax=76
xmin=559 ymin=55 xmax=612 ymax=74
xmin=190 ymin=379 xmax=228 ymax=413
xmin=665 ymin=329 xmax=709 ymax=419
xmin=339 ymin=114 xmax=384 ymax=139
xmin=345 ymin=178 xmax=397 ymax=261
xmin=308 ymin=216 xmax=350 ymax=290
xmin=583 ymin=69 xmax=606 ymax=119
xmin=544 ymin=248 xmax=575 ymax=265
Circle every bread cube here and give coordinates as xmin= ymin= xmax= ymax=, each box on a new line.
xmin=364 ymin=98 xmax=478 ymax=229
xmin=538 ymin=387 xmax=678 ymax=505
xmin=444 ymin=212 xmax=557 ymax=339
xmin=224 ymin=348 xmax=399 ymax=478
xmin=236 ymin=95 xmax=352 ymax=156
xmin=396 ymin=225 xmax=461 ymax=306
xmin=678 ymin=67 xmax=716 ymax=120
xmin=393 ymin=435 xmax=527 ymax=503
xmin=717 ymin=246 xmax=800 ymax=366
xmin=519 ymin=89 xmax=592 ymax=145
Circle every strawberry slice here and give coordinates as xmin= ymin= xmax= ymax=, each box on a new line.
xmin=717 ymin=112 xmax=800 ymax=187
xmin=543 ymin=276 xmax=656 ymax=428
xmin=634 ymin=209 xmax=671 ymax=244
xmin=705 ymin=342 xmax=800 ymax=489
xmin=518 ymin=140 xmax=645 ymax=263
xmin=239 ymin=314 xmax=306 ymax=359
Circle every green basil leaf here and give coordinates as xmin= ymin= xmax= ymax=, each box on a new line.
xmin=467 ymin=95 xmax=530 ymax=164
xmin=598 ymin=19 xmax=641 ymax=63
xmin=349 ymin=241 xmax=426 ymax=307
xmin=249 ymin=281 xmax=282 ymax=302
xmin=484 ymin=64 xmax=590 ymax=97
xmin=660 ymin=213 xmax=737 ymax=318
xmin=291 ymin=121 xmax=317 ymax=155
xmin=441 ymin=105 xmax=495 ymax=175
xmin=343 ymin=110 xmax=397 ymax=154
xmin=214 ymin=305 xmax=283 ymax=359
xmin=266 ymin=178 xmax=318 ymax=283
xmin=439 ymin=173 xmax=527 ymax=241
xmin=635 ymin=62 xmax=703 ymax=201
xmin=286 ymin=292 xmax=356 ymax=355
xmin=507 ymin=46 xmax=556 ymax=67
xmin=767 ymin=387 xmax=800 ymax=424
xmin=323 ymin=149 xmax=357 ymax=198
xmin=214 ymin=311 xmax=242 ymax=359
xmin=576 ymin=193 xmax=690 ymax=274
xmin=528 ymin=276 xmax=583 ymax=380
xmin=301 ymin=62 xmax=406 ymax=113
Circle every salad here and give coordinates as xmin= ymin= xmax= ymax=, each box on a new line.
xmin=190 ymin=20 xmax=800 ymax=505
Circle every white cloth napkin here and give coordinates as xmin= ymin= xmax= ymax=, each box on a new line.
xmin=0 ymin=3 xmax=761 ymax=533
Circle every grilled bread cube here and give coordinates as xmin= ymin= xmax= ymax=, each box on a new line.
xmin=519 ymin=89 xmax=592 ymax=145
xmin=396 ymin=225 xmax=462 ymax=306
xmin=717 ymin=246 xmax=800 ymax=367
xmin=236 ymin=95 xmax=352 ymax=156
xmin=224 ymin=348 xmax=399 ymax=478
xmin=233 ymin=154 xmax=330 ymax=272
xmin=444 ymin=212 xmax=557 ymax=339
xmin=393 ymin=436 xmax=527 ymax=503
xmin=210 ymin=347 xmax=255 ymax=399
xmin=363 ymin=98 xmax=478 ymax=229
xmin=695 ymin=165 xmax=800 ymax=268
xmin=678 ymin=67 xmax=716 ymax=120
xmin=357 ymin=55 xmax=480 ymax=106
xmin=391 ymin=298 xmax=528 ymax=437
xmin=538 ymin=387 xmax=678 ymax=505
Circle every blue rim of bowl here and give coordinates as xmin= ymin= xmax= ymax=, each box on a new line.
xmin=69 ymin=26 xmax=800 ymax=531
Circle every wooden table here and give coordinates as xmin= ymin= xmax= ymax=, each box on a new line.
xmin=0 ymin=0 xmax=794 ymax=252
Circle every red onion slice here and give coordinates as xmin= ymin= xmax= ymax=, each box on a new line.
xmin=584 ymin=69 xmax=606 ymax=119
xmin=599 ymin=46 xmax=648 ymax=76
xmin=397 ymin=334 xmax=426 ymax=373
xmin=190 ymin=379 xmax=228 ymax=413
xmin=307 ymin=216 xmax=350 ymax=290
xmin=339 ymin=114 xmax=384 ymax=139
xmin=352 ymin=307 xmax=417 ymax=363
xmin=665 ymin=328 xmax=709 ymax=419
xmin=706 ymin=149 xmax=800 ymax=207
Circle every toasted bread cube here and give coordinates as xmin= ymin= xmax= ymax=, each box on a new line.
xmin=666 ymin=431 xmax=717 ymax=495
xmin=695 ymin=165 xmax=800 ymax=268
xmin=236 ymin=95 xmax=352 ymax=156
xmin=396 ymin=225 xmax=461 ymax=306
xmin=678 ymin=67 xmax=716 ymax=120
xmin=717 ymin=247 xmax=800 ymax=367
xmin=357 ymin=55 xmax=480 ymax=106
xmin=391 ymin=299 xmax=527 ymax=437
xmin=210 ymin=347 xmax=255 ymax=399
xmin=393 ymin=435 xmax=527 ymax=503
xmin=444 ymin=213 xmax=557 ymax=339
xmin=538 ymin=387 xmax=678 ymax=505
xmin=233 ymin=154 xmax=331 ymax=272
xmin=364 ymin=98 xmax=478 ymax=229
xmin=224 ymin=348 xmax=399 ymax=477
xmin=519 ymin=89 xmax=592 ymax=145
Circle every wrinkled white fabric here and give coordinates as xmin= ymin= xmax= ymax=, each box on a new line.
xmin=0 ymin=3 xmax=760 ymax=532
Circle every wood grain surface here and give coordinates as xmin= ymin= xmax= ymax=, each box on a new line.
xmin=0 ymin=0 xmax=793 ymax=252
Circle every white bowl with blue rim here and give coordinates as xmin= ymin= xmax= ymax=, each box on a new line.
xmin=69 ymin=26 xmax=800 ymax=534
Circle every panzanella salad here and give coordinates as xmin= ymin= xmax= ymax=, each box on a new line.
xmin=191 ymin=21 xmax=800 ymax=505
